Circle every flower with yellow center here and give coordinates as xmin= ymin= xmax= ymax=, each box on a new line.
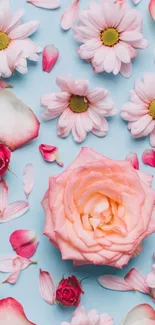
xmin=69 ymin=95 xmax=89 ymax=113
xmin=0 ymin=32 xmax=10 ymax=51
xmin=101 ymin=28 xmax=119 ymax=47
xmin=149 ymin=100 xmax=155 ymax=119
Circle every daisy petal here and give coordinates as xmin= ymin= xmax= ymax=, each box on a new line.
xmin=0 ymin=297 xmax=36 ymax=324
xmin=27 ymin=0 xmax=60 ymax=9
xmin=150 ymin=128 xmax=155 ymax=147
xmin=61 ymin=0 xmax=79 ymax=31
xmin=125 ymin=268 xmax=150 ymax=294
xmin=98 ymin=275 xmax=133 ymax=291
xmin=0 ymin=179 xmax=8 ymax=217
xmin=23 ymin=163 xmax=35 ymax=199
xmin=8 ymin=21 xmax=40 ymax=39
xmin=39 ymin=269 xmax=56 ymax=305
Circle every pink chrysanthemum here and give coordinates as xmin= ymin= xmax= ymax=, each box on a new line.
xmin=0 ymin=0 xmax=41 ymax=78
xmin=121 ymin=73 xmax=155 ymax=147
xmin=41 ymin=76 xmax=116 ymax=143
xmin=73 ymin=0 xmax=147 ymax=78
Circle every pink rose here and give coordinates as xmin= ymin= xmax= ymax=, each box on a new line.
xmin=42 ymin=148 xmax=155 ymax=268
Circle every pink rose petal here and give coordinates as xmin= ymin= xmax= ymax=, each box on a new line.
xmin=142 ymin=149 xmax=155 ymax=167
xmin=125 ymin=152 xmax=139 ymax=170
xmin=2 ymin=257 xmax=22 ymax=284
xmin=61 ymin=0 xmax=79 ymax=30
xmin=149 ymin=0 xmax=155 ymax=20
xmin=0 ymin=80 xmax=13 ymax=90
xmin=146 ymin=267 xmax=155 ymax=289
xmin=23 ymin=163 xmax=35 ymax=199
xmin=39 ymin=144 xmax=64 ymax=166
xmin=39 ymin=269 xmax=56 ymax=305
xmin=0 ymin=90 xmax=40 ymax=151
xmin=98 ymin=275 xmax=133 ymax=291
xmin=0 ymin=297 xmax=36 ymax=325
xmin=9 ymin=229 xmax=39 ymax=259
xmin=122 ymin=304 xmax=155 ymax=325
xmin=133 ymin=0 xmax=141 ymax=4
xmin=27 ymin=0 xmax=60 ymax=9
xmin=0 ymin=255 xmax=36 ymax=273
xmin=125 ymin=268 xmax=150 ymax=294
xmin=42 ymin=44 xmax=59 ymax=72
xmin=0 ymin=201 xmax=29 ymax=223
xmin=0 ymin=178 xmax=8 ymax=217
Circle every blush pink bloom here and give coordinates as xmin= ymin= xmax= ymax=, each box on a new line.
xmin=61 ymin=306 xmax=113 ymax=325
xmin=73 ymin=0 xmax=147 ymax=78
xmin=42 ymin=44 xmax=59 ymax=72
xmin=121 ymin=73 xmax=155 ymax=147
xmin=142 ymin=149 xmax=155 ymax=167
xmin=61 ymin=0 xmax=80 ymax=31
xmin=122 ymin=304 xmax=155 ymax=325
xmin=41 ymin=76 xmax=116 ymax=143
xmin=42 ymin=147 xmax=155 ymax=268
xmin=0 ymin=1 xmax=41 ymax=78
xmin=149 ymin=0 xmax=155 ymax=20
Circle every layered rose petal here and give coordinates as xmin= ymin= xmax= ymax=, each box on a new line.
xmin=9 ymin=230 xmax=39 ymax=258
xmin=61 ymin=0 xmax=80 ymax=31
xmin=0 ymin=297 xmax=36 ymax=325
xmin=23 ymin=164 xmax=35 ymax=199
xmin=39 ymin=269 xmax=56 ymax=305
xmin=27 ymin=0 xmax=60 ymax=9
xmin=125 ymin=152 xmax=139 ymax=170
xmin=142 ymin=149 xmax=155 ymax=167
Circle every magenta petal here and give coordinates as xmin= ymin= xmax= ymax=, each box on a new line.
xmin=149 ymin=0 xmax=155 ymax=20
xmin=0 ymin=297 xmax=36 ymax=324
xmin=39 ymin=144 xmax=64 ymax=166
xmin=125 ymin=268 xmax=150 ymax=294
xmin=125 ymin=152 xmax=139 ymax=170
xmin=61 ymin=0 xmax=79 ymax=31
xmin=98 ymin=275 xmax=133 ymax=291
xmin=0 ymin=178 xmax=8 ymax=217
xmin=39 ymin=269 xmax=56 ymax=305
xmin=23 ymin=164 xmax=35 ymax=198
xmin=142 ymin=149 xmax=155 ymax=167
xmin=0 ymin=90 xmax=40 ymax=151
xmin=9 ymin=229 xmax=39 ymax=259
xmin=42 ymin=44 xmax=59 ymax=72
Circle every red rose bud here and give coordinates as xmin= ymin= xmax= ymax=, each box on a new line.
xmin=0 ymin=144 xmax=11 ymax=177
xmin=56 ymin=275 xmax=84 ymax=307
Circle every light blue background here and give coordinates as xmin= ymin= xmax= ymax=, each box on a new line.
xmin=0 ymin=0 xmax=155 ymax=324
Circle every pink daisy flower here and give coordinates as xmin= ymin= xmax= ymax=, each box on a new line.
xmin=0 ymin=0 xmax=41 ymax=78
xmin=41 ymin=76 xmax=116 ymax=143
xmin=73 ymin=0 xmax=147 ymax=78
xmin=120 ymin=73 xmax=155 ymax=147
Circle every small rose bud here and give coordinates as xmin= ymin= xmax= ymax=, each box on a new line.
xmin=42 ymin=44 xmax=59 ymax=73
xmin=56 ymin=275 xmax=84 ymax=307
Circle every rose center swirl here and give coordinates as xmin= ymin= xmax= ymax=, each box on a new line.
xmin=0 ymin=32 xmax=10 ymax=50
xmin=101 ymin=28 xmax=119 ymax=47
xmin=149 ymin=100 xmax=155 ymax=119
xmin=69 ymin=95 xmax=89 ymax=113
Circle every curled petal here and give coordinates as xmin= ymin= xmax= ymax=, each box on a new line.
xmin=61 ymin=0 xmax=80 ymax=31
xmin=0 ymin=201 xmax=29 ymax=223
xmin=0 ymin=80 xmax=13 ymax=90
xmin=125 ymin=152 xmax=139 ymax=170
xmin=39 ymin=144 xmax=64 ymax=166
xmin=23 ymin=164 xmax=35 ymax=198
xmin=9 ymin=229 xmax=39 ymax=259
xmin=0 ymin=178 xmax=8 ymax=217
xmin=98 ymin=275 xmax=133 ymax=291
xmin=2 ymin=257 xmax=22 ymax=284
xmin=0 ymin=297 xmax=36 ymax=325
xmin=122 ymin=304 xmax=155 ymax=325
xmin=142 ymin=149 xmax=155 ymax=167
xmin=125 ymin=268 xmax=150 ymax=294
xmin=27 ymin=0 xmax=60 ymax=9
xmin=0 ymin=255 xmax=36 ymax=273
xmin=42 ymin=44 xmax=59 ymax=72
xmin=149 ymin=0 xmax=155 ymax=20
xmin=39 ymin=269 xmax=56 ymax=305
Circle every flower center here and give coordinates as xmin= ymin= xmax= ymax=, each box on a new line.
xmin=69 ymin=95 xmax=89 ymax=113
xmin=149 ymin=100 xmax=155 ymax=119
xmin=0 ymin=32 xmax=10 ymax=50
xmin=101 ymin=28 xmax=119 ymax=47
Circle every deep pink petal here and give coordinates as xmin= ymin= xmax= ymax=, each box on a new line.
xmin=149 ymin=0 xmax=155 ymax=20
xmin=98 ymin=275 xmax=132 ymax=291
xmin=1 ymin=201 xmax=29 ymax=223
xmin=125 ymin=268 xmax=150 ymax=294
xmin=0 ymin=297 xmax=36 ymax=324
xmin=9 ymin=229 xmax=39 ymax=259
xmin=42 ymin=44 xmax=59 ymax=72
xmin=125 ymin=152 xmax=139 ymax=170
xmin=142 ymin=149 xmax=155 ymax=167
xmin=27 ymin=0 xmax=60 ymax=9
xmin=39 ymin=269 xmax=56 ymax=305
xmin=61 ymin=0 xmax=80 ymax=31
xmin=23 ymin=163 xmax=35 ymax=198
xmin=0 ymin=90 xmax=40 ymax=151
xmin=39 ymin=144 xmax=64 ymax=166
xmin=0 ymin=79 xmax=13 ymax=89
xmin=0 ymin=178 xmax=8 ymax=217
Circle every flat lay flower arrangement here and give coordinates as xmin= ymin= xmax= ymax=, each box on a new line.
xmin=0 ymin=0 xmax=155 ymax=324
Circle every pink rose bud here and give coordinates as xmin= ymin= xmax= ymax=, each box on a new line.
xmin=39 ymin=144 xmax=64 ymax=167
xmin=142 ymin=149 xmax=155 ymax=167
xmin=42 ymin=44 xmax=59 ymax=73
xmin=125 ymin=152 xmax=139 ymax=170
xmin=149 ymin=0 xmax=155 ymax=20
xmin=61 ymin=0 xmax=80 ymax=31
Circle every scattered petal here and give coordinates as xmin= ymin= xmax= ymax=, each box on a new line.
xmin=142 ymin=149 xmax=155 ymax=167
xmin=39 ymin=144 xmax=64 ymax=166
xmin=0 ymin=178 xmax=8 ymax=217
xmin=121 ymin=304 xmax=155 ymax=325
xmin=27 ymin=0 xmax=60 ymax=9
xmin=0 ymin=201 xmax=29 ymax=223
xmin=9 ymin=229 xmax=39 ymax=259
xmin=125 ymin=152 xmax=139 ymax=170
xmin=39 ymin=269 xmax=56 ymax=305
xmin=0 ymin=255 xmax=36 ymax=273
xmin=149 ymin=0 xmax=155 ymax=20
xmin=42 ymin=44 xmax=59 ymax=72
xmin=0 ymin=297 xmax=36 ymax=325
xmin=23 ymin=164 xmax=35 ymax=198
xmin=146 ymin=266 xmax=155 ymax=288
xmin=98 ymin=275 xmax=133 ymax=291
xmin=2 ymin=257 xmax=22 ymax=284
xmin=125 ymin=268 xmax=150 ymax=294
xmin=61 ymin=0 xmax=79 ymax=31
xmin=0 ymin=90 xmax=40 ymax=151
xmin=0 ymin=80 xmax=13 ymax=90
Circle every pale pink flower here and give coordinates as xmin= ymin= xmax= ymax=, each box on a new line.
xmin=42 ymin=44 xmax=59 ymax=72
xmin=73 ymin=0 xmax=147 ymax=78
xmin=61 ymin=0 xmax=80 ymax=31
xmin=121 ymin=73 xmax=155 ymax=147
xmin=0 ymin=1 xmax=41 ymax=78
xmin=41 ymin=76 xmax=116 ymax=143
xmin=61 ymin=307 xmax=113 ymax=325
